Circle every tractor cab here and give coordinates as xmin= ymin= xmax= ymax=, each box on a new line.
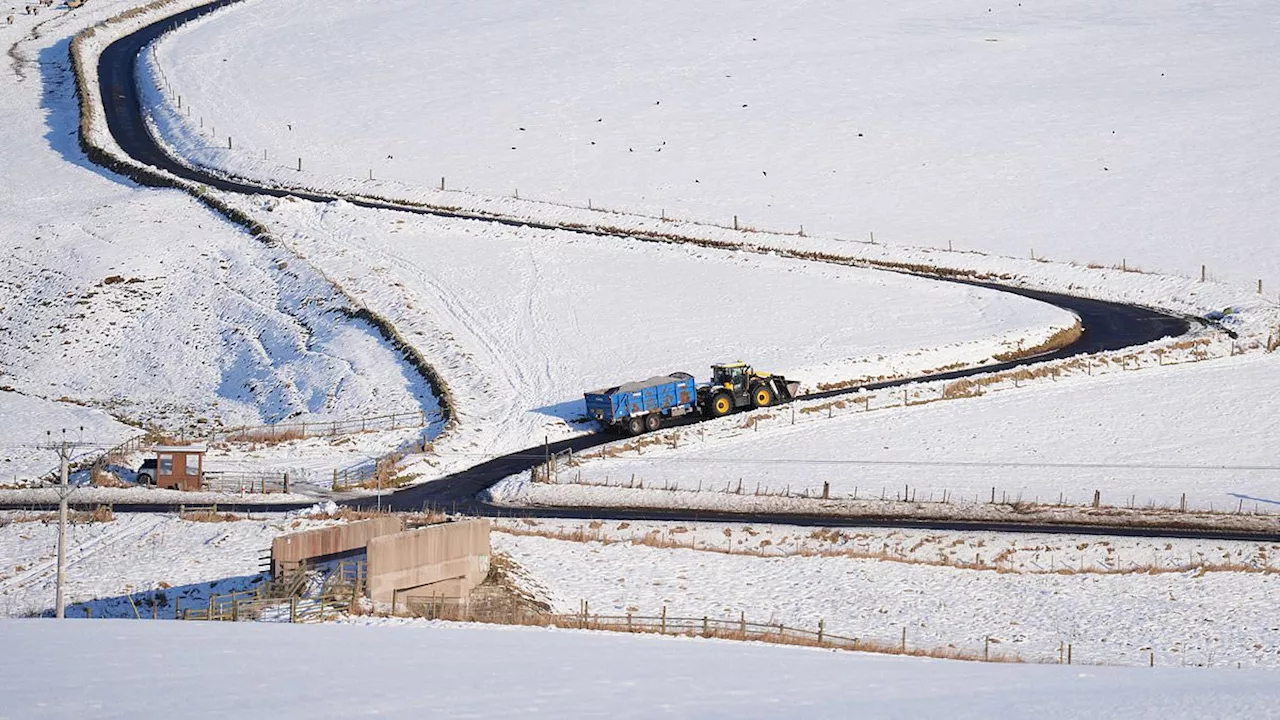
xmin=710 ymin=362 xmax=752 ymax=390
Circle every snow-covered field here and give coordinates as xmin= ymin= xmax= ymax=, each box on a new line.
xmin=153 ymin=0 xmax=1280 ymax=291
xmin=496 ymin=351 xmax=1280 ymax=513
xmin=492 ymin=521 xmax=1280 ymax=668
xmin=239 ymin=199 xmax=1075 ymax=476
xmin=0 ymin=511 xmax=303 ymax=618
xmin=9 ymin=509 xmax=1279 ymax=672
xmin=7 ymin=620 xmax=1280 ymax=720
xmin=0 ymin=0 xmax=438 ymax=440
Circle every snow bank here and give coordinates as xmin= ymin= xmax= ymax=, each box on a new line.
xmin=3 ymin=619 xmax=1278 ymax=718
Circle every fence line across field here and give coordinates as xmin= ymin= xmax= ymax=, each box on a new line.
xmin=167 ymin=554 xmax=1259 ymax=668
xmin=542 ymin=465 xmax=1280 ymax=517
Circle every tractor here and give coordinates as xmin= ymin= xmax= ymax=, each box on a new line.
xmin=697 ymin=362 xmax=801 ymax=418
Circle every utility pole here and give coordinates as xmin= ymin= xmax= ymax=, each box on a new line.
xmin=46 ymin=428 xmax=85 ymax=620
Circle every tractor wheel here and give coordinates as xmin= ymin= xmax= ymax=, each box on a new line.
xmin=752 ymin=384 xmax=774 ymax=408
xmin=706 ymin=391 xmax=734 ymax=418
xmin=626 ymin=416 xmax=645 ymax=436
xmin=644 ymin=413 xmax=662 ymax=432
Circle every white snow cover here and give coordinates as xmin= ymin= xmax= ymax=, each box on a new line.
xmin=132 ymin=0 xmax=1280 ymax=494
xmin=492 ymin=524 xmax=1280 ymax=668
xmin=494 ymin=352 xmax=1280 ymax=513
xmin=5 ymin=620 xmax=1279 ymax=719
xmin=232 ymin=199 xmax=1075 ymax=476
xmin=152 ymin=0 xmax=1280 ymax=292
xmin=0 ymin=0 xmax=439 ymax=438
xmin=0 ymin=511 xmax=313 ymax=617
xmin=0 ymin=392 xmax=137 ymax=485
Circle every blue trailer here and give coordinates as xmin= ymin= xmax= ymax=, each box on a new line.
xmin=584 ymin=372 xmax=697 ymax=435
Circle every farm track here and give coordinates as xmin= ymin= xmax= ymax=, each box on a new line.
xmin=34 ymin=0 xmax=1267 ymax=542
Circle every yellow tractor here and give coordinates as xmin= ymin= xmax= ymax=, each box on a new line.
xmin=698 ymin=362 xmax=801 ymax=418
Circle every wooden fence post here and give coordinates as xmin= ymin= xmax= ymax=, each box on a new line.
xmin=290 ymin=597 xmax=297 ymax=623
xmin=818 ymin=619 xmax=825 ymax=644
xmin=661 ymin=605 xmax=666 ymax=634
xmin=901 ymin=627 xmax=907 ymax=653
xmin=984 ymin=636 xmax=990 ymax=661
xmin=1067 ymin=644 xmax=1073 ymax=665
xmin=174 ymin=598 xmax=181 ymax=620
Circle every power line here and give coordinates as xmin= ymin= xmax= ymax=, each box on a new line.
xmin=38 ymin=427 xmax=100 ymax=621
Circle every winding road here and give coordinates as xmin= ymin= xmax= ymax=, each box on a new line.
xmin=66 ymin=0 xmax=1276 ymax=543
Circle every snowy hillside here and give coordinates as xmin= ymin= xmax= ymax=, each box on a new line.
xmin=0 ymin=0 xmax=438 ymax=437
xmin=4 ymin=620 xmax=1280 ymax=718
xmin=0 ymin=392 xmax=137 ymax=485
xmin=153 ymin=0 xmax=1280 ymax=290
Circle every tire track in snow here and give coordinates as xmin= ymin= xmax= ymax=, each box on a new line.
xmin=0 ymin=515 xmax=165 ymax=595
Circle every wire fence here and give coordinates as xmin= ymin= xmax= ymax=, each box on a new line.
xmin=201 ymin=470 xmax=291 ymax=495
xmin=208 ymin=410 xmax=429 ymax=445
xmin=173 ymin=557 xmax=1241 ymax=667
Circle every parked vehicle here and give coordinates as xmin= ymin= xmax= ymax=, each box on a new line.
xmin=135 ymin=458 xmax=157 ymax=485
xmin=584 ymin=362 xmax=801 ymax=435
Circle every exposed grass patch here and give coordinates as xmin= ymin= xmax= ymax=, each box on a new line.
xmin=179 ymin=510 xmax=242 ymax=523
xmin=992 ymin=321 xmax=1083 ymax=362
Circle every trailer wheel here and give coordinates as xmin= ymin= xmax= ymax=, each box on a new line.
xmin=706 ymin=391 xmax=734 ymax=418
xmin=752 ymin=384 xmax=774 ymax=408
xmin=645 ymin=414 xmax=662 ymax=432
xmin=626 ymin=416 xmax=645 ymax=436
